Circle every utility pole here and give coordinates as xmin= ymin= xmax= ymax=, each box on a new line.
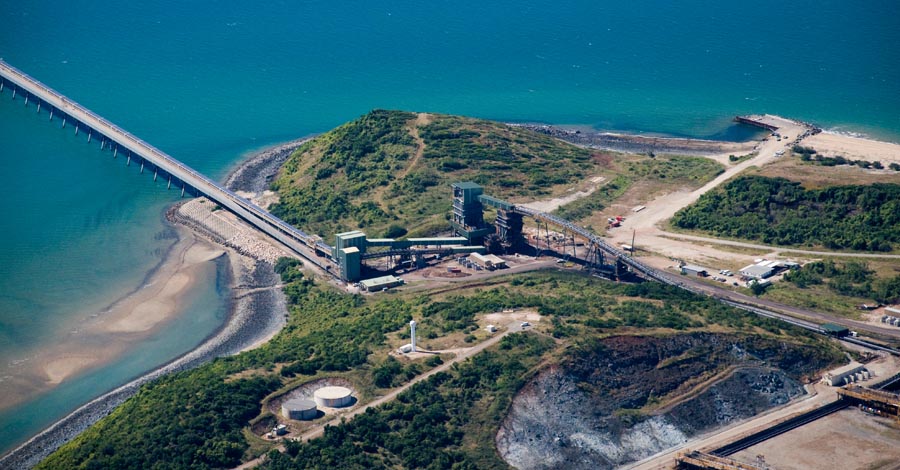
xmin=631 ymin=229 xmax=636 ymax=257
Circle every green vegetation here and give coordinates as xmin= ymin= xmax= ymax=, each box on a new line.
xmin=266 ymin=334 xmax=553 ymax=469
xmin=793 ymin=145 xmax=897 ymax=171
xmin=39 ymin=264 xmax=842 ymax=470
xmin=270 ymin=110 xmax=596 ymax=238
xmin=672 ymin=176 xmax=900 ymax=251
xmin=39 ymin=264 xmax=415 ymax=470
xmin=784 ymin=260 xmax=900 ymax=304
xmin=554 ymin=175 xmax=630 ymax=221
xmin=554 ymin=154 xmax=723 ymax=222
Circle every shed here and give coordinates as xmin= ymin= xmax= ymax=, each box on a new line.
xmin=821 ymin=323 xmax=850 ymax=337
xmin=469 ymin=252 xmax=507 ymax=270
xmin=360 ymin=275 xmax=404 ymax=292
xmin=740 ymin=264 xmax=774 ymax=279
xmin=680 ymin=264 xmax=708 ymax=277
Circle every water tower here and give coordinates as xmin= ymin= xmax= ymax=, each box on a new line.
xmin=409 ymin=320 xmax=417 ymax=352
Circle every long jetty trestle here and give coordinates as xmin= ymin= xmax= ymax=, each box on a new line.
xmin=0 ymin=58 xmax=340 ymax=279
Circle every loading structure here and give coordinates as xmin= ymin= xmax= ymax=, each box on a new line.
xmin=333 ymin=230 xmax=485 ymax=282
xmin=451 ymin=182 xmax=612 ymax=275
xmin=838 ymin=385 xmax=900 ymax=420
xmin=449 ymin=182 xmax=496 ymax=245
xmin=676 ymin=451 xmax=768 ymax=470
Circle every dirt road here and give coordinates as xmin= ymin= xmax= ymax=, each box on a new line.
xmin=234 ymin=320 xmax=527 ymax=469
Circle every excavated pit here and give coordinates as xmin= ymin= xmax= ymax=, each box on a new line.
xmin=496 ymin=333 xmax=836 ymax=470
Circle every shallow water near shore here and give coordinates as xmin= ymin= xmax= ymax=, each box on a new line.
xmin=0 ymin=239 xmax=229 ymax=454
xmin=1 ymin=0 xmax=899 ymax=457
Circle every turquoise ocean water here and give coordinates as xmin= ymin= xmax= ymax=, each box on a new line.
xmin=1 ymin=0 xmax=898 ymax=454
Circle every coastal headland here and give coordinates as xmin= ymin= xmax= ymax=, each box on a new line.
xmin=5 ymin=113 xmax=900 ymax=469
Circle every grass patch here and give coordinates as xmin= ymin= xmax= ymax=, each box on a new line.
xmin=271 ymin=110 xmax=596 ymax=238
xmin=554 ymin=154 xmax=723 ymax=222
xmin=40 ymin=268 xmax=843 ymax=470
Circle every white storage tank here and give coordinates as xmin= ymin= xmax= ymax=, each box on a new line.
xmin=282 ymin=398 xmax=318 ymax=420
xmin=314 ymin=386 xmax=353 ymax=408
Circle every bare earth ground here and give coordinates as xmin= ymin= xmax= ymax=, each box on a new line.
xmin=235 ymin=319 xmax=530 ymax=470
xmin=625 ymin=353 xmax=900 ymax=470
xmin=805 ymin=132 xmax=900 ymax=165
xmin=732 ymin=408 xmax=900 ymax=470
xmin=604 ymin=117 xmax=809 ymax=267
xmin=600 ymin=117 xmax=900 ymax=270
xmin=519 ymin=175 xmax=606 ymax=213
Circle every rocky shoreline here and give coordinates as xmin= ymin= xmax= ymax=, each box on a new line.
xmin=509 ymin=123 xmax=760 ymax=156
xmin=0 ymin=139 xmax=308 ymax=470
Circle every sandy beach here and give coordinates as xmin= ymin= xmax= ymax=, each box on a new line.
xmin=0 ymin=230 xmax=222 ymax=411
xmin=0 ymin=139 xmax=307 ymax=469
xmin=803 ymin=131 xmax=900 ymax=165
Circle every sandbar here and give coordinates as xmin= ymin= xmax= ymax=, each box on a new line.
xmin=0 ymin=231 xmax=222 ymax=410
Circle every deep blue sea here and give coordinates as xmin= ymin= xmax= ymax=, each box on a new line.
xmin=1 ymin=0 xmax=898 ymax=454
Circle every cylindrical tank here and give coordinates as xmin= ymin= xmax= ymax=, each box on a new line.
xmin=282 ymin=398 xmax=318 ymax=420
xmin=314 ymin=386 xmax=353 ymax=408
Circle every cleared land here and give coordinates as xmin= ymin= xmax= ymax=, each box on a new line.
xmin=732 ymin=408 xmax=900 ymax=470
xmin=804 ymin=132 xmax=900 ymax=166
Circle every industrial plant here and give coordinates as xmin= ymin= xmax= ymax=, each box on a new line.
xmin=328 ymin=181 xmax=628 ymax=285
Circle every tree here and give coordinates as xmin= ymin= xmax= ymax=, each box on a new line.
xmin=749 ymin=280 xmax=767 ymax=296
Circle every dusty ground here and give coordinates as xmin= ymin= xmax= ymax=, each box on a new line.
xmin=625 ymin=354 xmax=900 ymax=470
xmin=519 ymin=175 xmax=606 ymax=213
xmin=804 ymin=132 xmax=900 ymax=165
xmin=731 ymin=408 xmax=900 ymax=470
xmin=751 ymin=154 xmax=900 ymax=189
xmin=596 ymin=116 xmax=900 ymax=271
xmin=498 ymin=332 xmax=831 ymax=470
xmin=264 ymin=377 xmax=359 ymax=435
xmin=604 ymin=118 xmax=807 ymax=262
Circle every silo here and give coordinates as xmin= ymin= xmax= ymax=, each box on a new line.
xmin=314 ymin=386 xmax=353 ymax=408
xmin=282 ymin=398 xmax=318 ymax=420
